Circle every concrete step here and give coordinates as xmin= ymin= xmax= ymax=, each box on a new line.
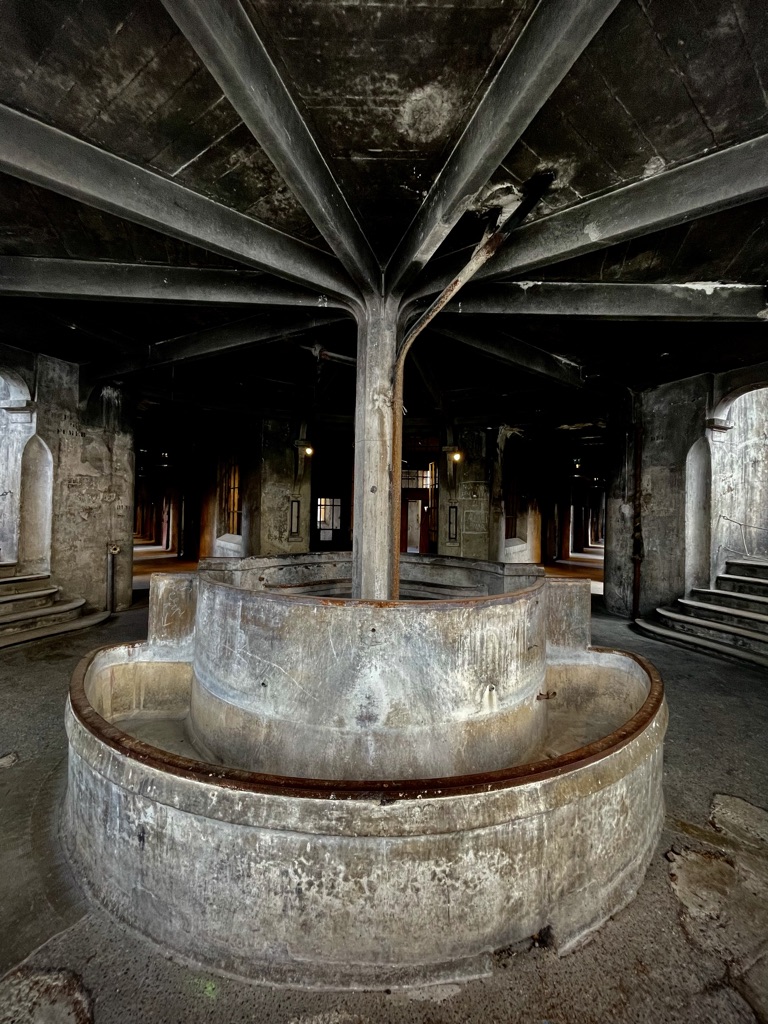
xmin=0 ymin=585 xmax=59 ymax=616
xmin=656 ymin=606 xmax=768 ymax=655
xmin=0 ymin=573 xmax=52 ymax=595
xmin=0 ymin=561 xmax=18 ymax=579
xmin=0 ymin=596 xmax=86 ymax=637
xmin=0 ymin=610 xmax=111 ymax=650
xmin=724 ymin=558 xmax=768 ymax=581
xmin=634 ymin=616 xmax=768 ymax=669
xmin=716 ymin=574 xmax=768 ymax=598
xmin=690 ymin=587 xmax=768 ymax=614
xmin=677 ymin=597 xmax=768 ymax=635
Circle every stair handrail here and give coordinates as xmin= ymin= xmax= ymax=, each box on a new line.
xmin=720 ymin=514 xmax=768 ymax=557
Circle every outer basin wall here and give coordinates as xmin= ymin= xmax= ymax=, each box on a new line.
xmin=188 ymin=579 xmax=548 ymax=779
xmin=64 ymin=685 xmax=666 ymax=987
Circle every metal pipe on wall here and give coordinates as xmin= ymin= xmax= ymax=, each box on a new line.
xmin=106 ymin=543 xmax=120 ymax=613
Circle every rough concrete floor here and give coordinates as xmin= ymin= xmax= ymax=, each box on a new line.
xmin=0 ymin=603 xmax=766 ymax=1023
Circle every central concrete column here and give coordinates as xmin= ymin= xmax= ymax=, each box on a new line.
xmin=352 ymin=294 xmax=398 ymax=599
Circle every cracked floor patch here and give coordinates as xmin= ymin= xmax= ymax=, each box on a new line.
xmin=0 ymin=968 xmax=93 ymax=1023
xmin=668 ymin=794 xmax=768 ymax=1022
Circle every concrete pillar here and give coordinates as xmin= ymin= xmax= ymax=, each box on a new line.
xmin=603 ymin=399 xmax=635 ymax=617
xmin=559 ymin=500 xmax=572 ymax=561
xmin=488 ymin=431 xmax=505 ymax=563
xmin=256 ymin=418 xmax=311 ymax=556
xmin=352 ymin=295 xmax=398 ymax=599
xmin=571 ymin=501 xmax=587 ymax=553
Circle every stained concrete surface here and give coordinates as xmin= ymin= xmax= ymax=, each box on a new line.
xmin=0 ymin=602 xmax=766 ymax=1023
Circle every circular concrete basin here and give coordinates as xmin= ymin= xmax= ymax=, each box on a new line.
xmin=63 ymin=562 xmax=666 ymax=989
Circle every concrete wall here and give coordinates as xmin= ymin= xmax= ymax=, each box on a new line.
xmin=0 ymin=352 xmax=131 ymax=610
xmin=256 ymin=418 xmax=311 ymax=555
xmin=208 ymin=418 xmax=311 ymax=559
xmin=604 ymin=398 xmax=639 ymax=616
xmin=34 ymin=357 xmax=134 ymax=610
xmin=638 ymin=377 xmax=710 ymax=615
xmin=710 ymin=387 xmax=768 ymax=571
xmin=501 ymin=504 xmax=542 ymax=564
xmin=604 ymin=378 xmax=710 ymax=617
xmin=438 ymin=426 xmax=491 ymax=560
xmin=0 ymin=351 xmax=133 ymax=608
xmin=489 ymin=426 xmax=542 ymax=565
xmin=604 ymin=368 xmax=768 ymax=617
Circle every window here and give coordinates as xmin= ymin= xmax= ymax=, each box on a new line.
xmin=290 ymin=499 xmax=301 ymax=536
xmin=317 ymin=497 xmax=341 ymax=541
xmin=402 ymin=467 xmax=433 ymax=489
xmin=219 ymin=458 xmax=241 ymax=536
xmin=505 ymin=490 xmax=519 ymax=540
xmin=448 ymin=504 xmax=458 ymax=542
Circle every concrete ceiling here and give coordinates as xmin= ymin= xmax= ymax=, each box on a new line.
xmin=0 ymin=0 xmax=765 ymax=427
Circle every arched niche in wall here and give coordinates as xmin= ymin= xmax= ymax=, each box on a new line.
xmin=0 ymin=368 xmax=34 ymax=566
xmin=0 ymin=369 xmax=31 ymax=410
xmin=17 ymin=434 xmax=53 ymax=575
xmin=684 ymin=437 xmax=711 ymax=594
xmin=709 ymin=385 xmax=768 ymax=575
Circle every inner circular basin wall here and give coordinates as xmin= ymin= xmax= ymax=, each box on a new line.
xmin=188 ymin=578 xmax=548 ymax=779
xmin=197 ymin=551 xmax=545 ymax=600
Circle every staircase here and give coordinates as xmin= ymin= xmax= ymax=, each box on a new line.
xmin=635 ymin=557 xmax=768 ymax=667
xmin=0 ymin=562 xmax=110 ymax=649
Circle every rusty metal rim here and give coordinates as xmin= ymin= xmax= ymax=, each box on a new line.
xmin=69 ymin=645 xmax=663 ymax=802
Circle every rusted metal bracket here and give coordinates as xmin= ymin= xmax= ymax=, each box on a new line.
xmin=390 ymin=172 xmax=555 ymax=598
xmin=396 ymin=171 xmax=556 ymax=362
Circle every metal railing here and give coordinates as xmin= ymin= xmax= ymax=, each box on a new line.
xmin=720 ymin=514 xmax=768 ymax=556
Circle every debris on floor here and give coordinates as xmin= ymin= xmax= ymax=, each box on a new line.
xmin=668 ymin=794 xmax=768 ymax=1023
xmin=0 ymin=752 xmax=17 ymax=769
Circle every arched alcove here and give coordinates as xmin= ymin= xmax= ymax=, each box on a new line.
xmin=684 ymin=436 xmax=711 ymax=594
xmin=0 ymin=369 xmax=31 ymax=409
xmin=17 ymin=434 xmax=53 ymax=575
xmin=0 ymin=369 xmax=35 ymax=565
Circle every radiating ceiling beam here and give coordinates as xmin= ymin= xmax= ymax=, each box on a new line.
xmin=0 ymin=105 xmax=358 ymax=305
xmin=0 ymin=257 xmax=349 ymax=308
xmin=160 ymin=0 xmax=379 ymax=293
xmin=431 ymin=318 xmax=583 ymax=389
xmin=471 ymin=133 xmax=768 ymax=284
xmin=445 ymin=281 xmax=768 ymax=320
xmin=88 ymin=312 xmax=348 ymax=380
xmin=385 ymin=0 xmax=621 ymax=294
